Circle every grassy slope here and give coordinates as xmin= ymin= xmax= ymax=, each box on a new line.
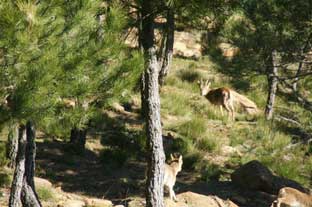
xmin=160 ymin=56 xmax=312 ymax=188
xmin=0 ymin=56 xmax=311 ymax=206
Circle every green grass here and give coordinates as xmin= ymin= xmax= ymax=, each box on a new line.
xmin=37 ymin=186 xmax=55 ymax=201
xmin=0 ymin=173 xmax=11 ymax=188
xmin=160 ymin=56 xmax=312 ymax=188
xmin=178 ymin=116 xmax=207 ymax=140
xmin=0 ymin=143 xmax=8 ymax=167
xmin=161 ymin=90 xmax=193 ymax=116
xmin=196 ymin=136 xmax=219 ymax=152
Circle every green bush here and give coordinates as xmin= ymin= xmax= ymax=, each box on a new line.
xmin=177 ymin=68 xmax=201 ymax=83
xmin=171 ymin=137 xmax=195 ymax=155
xmin=182 ymin=152 xmax=204 ymax=170
xmin=196 ymin=137 xmax=218 ymax=152
xmin=201 ymin=164 xmax=221 ymax=182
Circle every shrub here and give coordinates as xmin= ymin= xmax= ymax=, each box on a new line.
xmin=182 ymin=152 xmax=204 ymax=170
xmin=196 ymin=136 xmax=219 ymax=152
xmin=171 ymin=137 xmax=195 ymax=155
xmin=201 ymin=164 xmax=221 ymax=182
xmin=177 ymin=68 xmax=200 ymax=83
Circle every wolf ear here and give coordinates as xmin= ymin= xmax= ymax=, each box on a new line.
xmin=197 ymin=79 xmax=203 ymax=85
xmin=178 ymin=155 xmax=183 ymax=162
xmin=206 ymin=80 xmax=211 ymax=88
xmin=170 ymin=153 xmax=174 ymax=160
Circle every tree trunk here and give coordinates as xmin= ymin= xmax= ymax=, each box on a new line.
xmin=265 ymin=50 xmax=279 ymax=120
xmin=159 ymin=9 xmax=174 ymax=86
xmin=292 ymin=33 xmax=312 ymax=92
xmin=9 ymin=122 xmax=41 ymax=207
xmin=70 ymin=127 xmax=87 ymax=150
xmin=140 ymin=73 xmax=147 ymax=117
xmin=141 ymin=1 xmax=165 ymax=207
xmin=7 ymin=124 xmax=19 ymax=168
xmin=21 ymin=121 xmax=41 ymax=207
xmin=21 ymin=179 xmax=41 ymax=207
xmin=9 ymin=125 xmax=27 ymax=207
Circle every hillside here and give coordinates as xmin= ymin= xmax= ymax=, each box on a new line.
xmin=1 ymin=55 xmax=311 ymax=207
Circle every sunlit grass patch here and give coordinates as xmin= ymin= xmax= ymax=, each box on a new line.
xmin=161 ymin=89 xmax=194 ymax=116
xmin=37 ymin=186 xmax=55 ymax=202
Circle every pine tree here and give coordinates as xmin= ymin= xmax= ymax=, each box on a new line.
xmin=140 ymin=1 xmax=166 ymax=207
xmin=220 ymin=0 xmax=312 ymax=119
xmin=0 ymin=0 xmax=141 ymax=205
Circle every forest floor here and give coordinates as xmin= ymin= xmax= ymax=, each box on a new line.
xmin=1 ymin=56 xmax=311 ymax=207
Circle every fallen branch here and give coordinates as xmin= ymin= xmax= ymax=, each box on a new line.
xmin=274 ymin=115 xmax=301 ymax=126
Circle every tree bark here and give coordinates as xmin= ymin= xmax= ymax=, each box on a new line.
xmin=159 ymin=9 xmax=174 ymax=86
xmin=7 ymin=124 xmax=19 ymax=168
xmin=70 ymin=127 xmax=87 ymax=150
xmin=9 ymin=122 xmax=41 ymax=207
xmin=140 ymin=73 xmax=147 ymax=117
xmin=265 ymin=50 xmax=279 ymax=120
xmin=141 ymin=1 xmax=165 ymax=207
xmin=9 ymin=125 xmax=27 ymax=207
xmin=21 ymin=121 xmax=41 ymax=207
xmin=292 ymin=33 xmax=312 ymax=92
xmin=21 ymin=179 xmax=41 ymax=207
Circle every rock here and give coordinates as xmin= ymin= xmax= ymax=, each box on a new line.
xmin=128 ymin=199 xmax=145 ymax=207
xmin=63 ymin=200 xmax=85 ymax=207
xmin=218 ymin=43 xmax=239 ymax=59
xmin=128 ymin=192 xmax=238 ymax=207
xmin=175 ymin=191 xmax=238 ymax=207
xmin=34 ymin=177 xmax=52 ymax=188
xmin=174 ymin=31 xmax=202 ymax=59
xmin=84 ymin=198 xmax=113 ymax=207
xmin=124 ymin=28 xmax=202 ymax=59
xmin=221 ymin=145 xmax=242 ymax=156
xmin=231 ymin=160 xmax=308 ymax=194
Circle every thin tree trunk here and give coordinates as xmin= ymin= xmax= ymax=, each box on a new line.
xmin=141 ymin=1 xmax=165 ymax=207
xmin=7 ymin=124 xmax=19 ymax=168
xmin=21 ymin=121 xmax=41 ymax=207
xmin=159 ymin=9 xmax=174 ymax=86
xmin=9 ymin=122 xmax=42 ymax=207
xmin=292 ymin=33 xmax=312 ymax=92
xmin=70 ymin=127 xmax=87 ymax=150
xmin=21 ymin=179 xmax=41 ymax=207
xmin=9 ymin=125 xmax=27 ymax=207
xmin=265 ymin=50 xmax=279 ymax=120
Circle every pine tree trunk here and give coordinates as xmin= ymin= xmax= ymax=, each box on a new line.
xmin=140 ymin=73 xmax=147 ymax=117
xmin=141 ymin=1 xmax=165 ymax=207
xmin=21 ymin=179 xmax=41 ymax=207
xmin=9 ymin=122 xmax=41 ymax=207
xmin=7 ymin=124 xmax=19 ymax=168
xmin=21 ymin=121 xmax=41 ymax=207
xmin=9 ymin=125 xmax=27 ymax=207
xmin=70 ymin=127 xmax=87 ymax=150
xmin=265 ymin=50 xmax=279 ymax=120
xmin=159 ymin=9 xmax=174 ymax=86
